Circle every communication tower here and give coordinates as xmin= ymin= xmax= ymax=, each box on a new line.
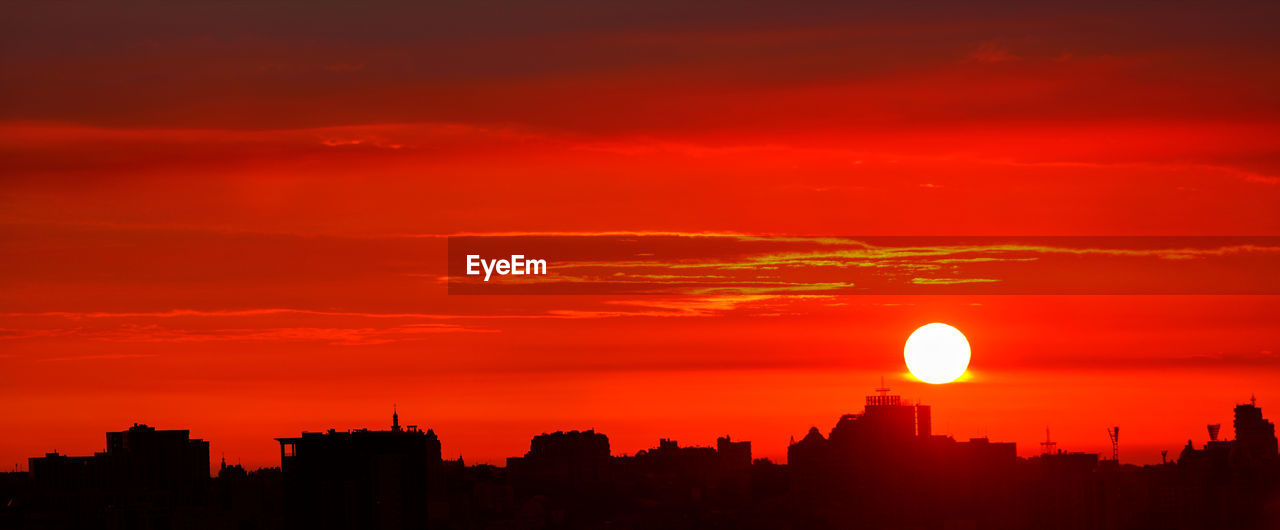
xmin=1106 ymin=426 xmax=1119 ymax=463
xmin=1040 ymin=427 xmax=1057 ymax=455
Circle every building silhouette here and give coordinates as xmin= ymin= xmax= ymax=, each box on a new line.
xmin=789 ymin=383 xmax=1019 ymax=528
xmin=1179 ymin=397 xmax=1279 ymax=468
xmin=24 ymin=423 xmax=210 ymax=528
xmin=276 ymin=410 xmax=443 ymax=530
xmin=2 ymin=396 xmax=1278 ymax=529
xmin=1234 ymin=396 xmax=1279 ymax=464
xmin=716 ymin=435 xmax=751 ymax=471
xmin=506 ymin=429 xmax=610 ymax=486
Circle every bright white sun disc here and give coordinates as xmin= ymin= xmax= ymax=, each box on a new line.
xmin=904 ymin=323 xmax=970 ymax=384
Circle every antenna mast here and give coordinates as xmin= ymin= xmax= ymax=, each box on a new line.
xmin=1040 ymin=427 xmax=1057 ymax=455
xmin=1106 ymin=426 xmax=1120 ymax=463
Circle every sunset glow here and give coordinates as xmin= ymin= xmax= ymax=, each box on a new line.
xmin=1 ymin=2 xmax=1278 ymax=476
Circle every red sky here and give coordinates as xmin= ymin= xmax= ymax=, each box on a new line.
xmin=1 ymin=2 xmax=1278 ymax=471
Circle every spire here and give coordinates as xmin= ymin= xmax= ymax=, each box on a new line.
xmin=392 ymin=404 xmax=401 ymax=431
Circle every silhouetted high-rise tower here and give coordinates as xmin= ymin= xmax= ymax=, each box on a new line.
xmin=1233 ymin=397 xmax=1278 ymax=462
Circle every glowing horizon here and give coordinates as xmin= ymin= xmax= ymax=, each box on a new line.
xmin=2 ymin=1 xmax=1278 ymax=473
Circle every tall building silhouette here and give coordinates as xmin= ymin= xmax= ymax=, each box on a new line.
xmin=1179 ymin=397 xmax=1279 ymax=470
xmin=788 ymin=383 xmax=1018 ymax=529
xmin=827 ymin=381 xmax=932 ymax=446
xmin=1234 ymin=396 xmax=1278 ymax=463
xmin=1171 ymin=398 xmax=1280 ymax=530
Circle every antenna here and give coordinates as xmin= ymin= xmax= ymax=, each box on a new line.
xmin=866 ymin=376 xmax=901 ymax=407
xmin=1106 ymin=427 xmax=1120 ymax=463
xmin=1040 ymin=427 xmax=1057 ymax=455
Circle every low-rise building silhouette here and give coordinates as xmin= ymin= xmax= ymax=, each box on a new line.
xmin=716 ymin=435 xmax=751 ymax=471
xmin=24 ymin=423 xmax=210 ymax=528
xmin=276 ymin=409 xmax=443 ymax=530
xmin=506 ymin=429 xmax=610 ymax=486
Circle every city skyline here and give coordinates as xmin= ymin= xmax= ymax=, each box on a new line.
xmin=13 ymin=384 xmax=1274 ymax=474
xmin=9 ymin=384 xmax=1275 ymax=528
xmin=3 ymin=0 xmax=1279 ymax=488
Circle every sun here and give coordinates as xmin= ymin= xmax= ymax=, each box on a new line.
xmin=904 ymin=323 xmax=971 ymax=384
